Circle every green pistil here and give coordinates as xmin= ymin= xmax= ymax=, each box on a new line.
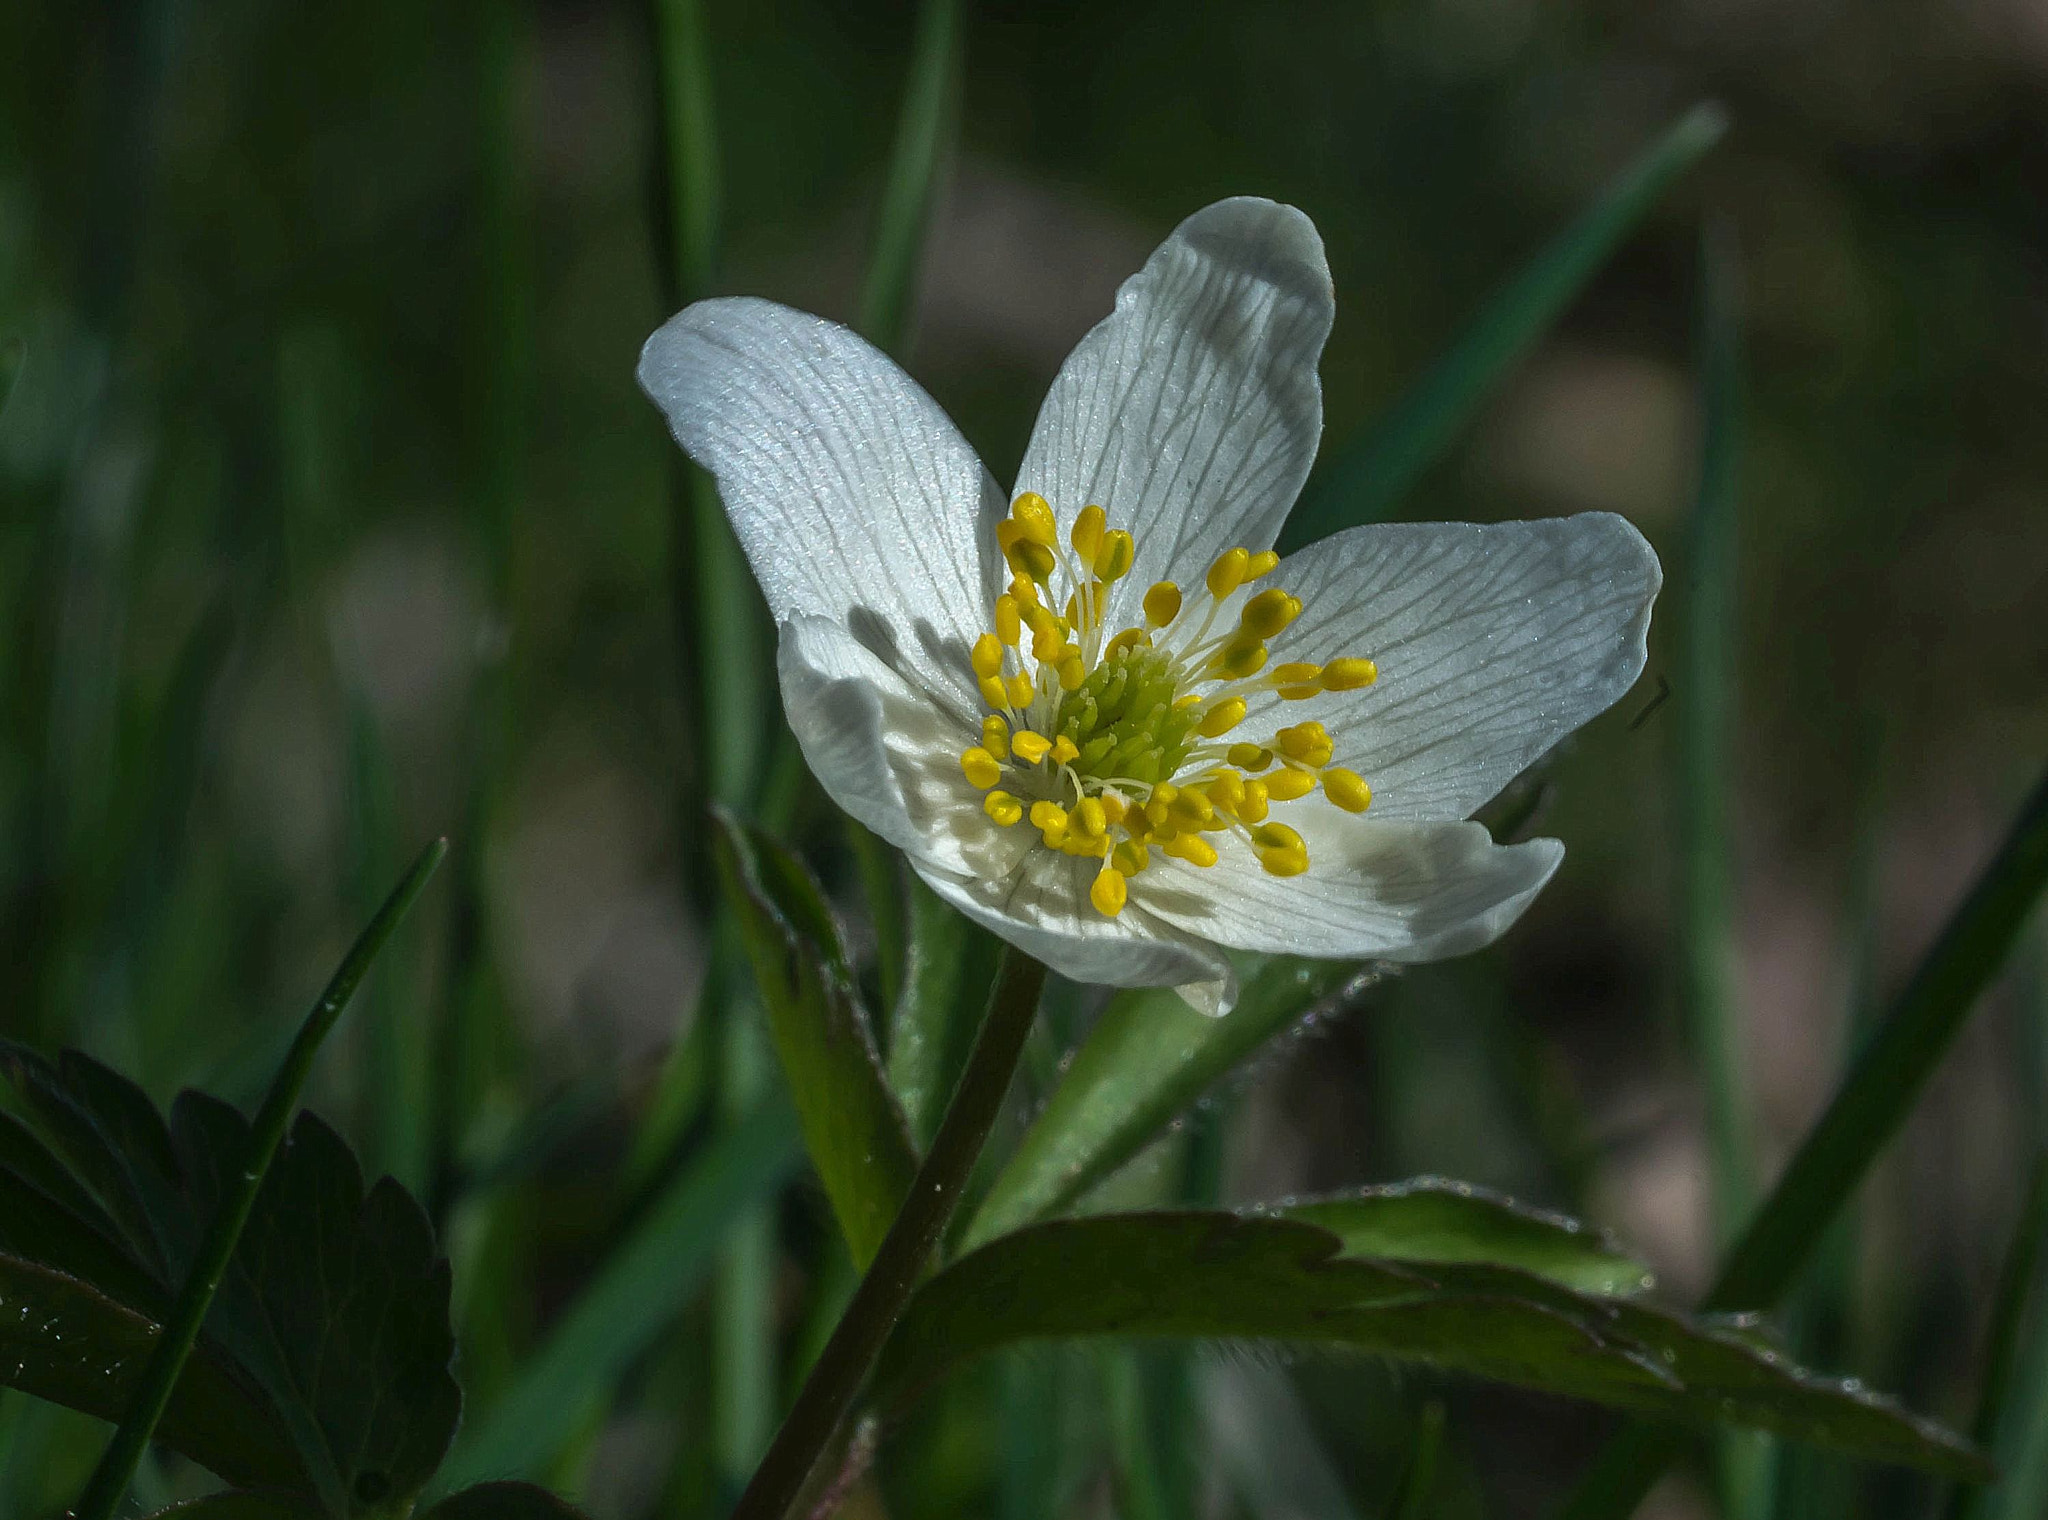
xmin=1054 ymin=647 xmax=1197 ymax=786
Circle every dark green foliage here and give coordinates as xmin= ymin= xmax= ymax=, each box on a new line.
xmin=0 ymin=1044 xmax=458 ymax=1514
xmin=712 ymin=808 xmax=917 ymax=1268
xmin=877 ymin=1211 xmax=1985 ymax=1480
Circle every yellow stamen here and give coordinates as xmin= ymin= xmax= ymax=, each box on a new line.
xmin=995 ymin=594 xmax=1022 ymax=645
xmin=1239 ymin=588 xmax=1302 ymax=639
xmin=960 ymin=748 xmax=1002 ymax=790
xmin=1143 ymin=581 xmax=1182 ymax=627
xmin=1208 ymin=638 xmax=1268 ymax=679
xmin=1323 ymin=767 xmax=1372 ymax=812
xmin=1207 ymin=547 xmax=1251 ymax=599
xmin=1071 ymin=503 xmax=1106 ymax=561
xmin=1011 ymin=730 xmax=1052 ymax=765
xmin=979 ymin=675 xmax=1009 ymax=710
xmin=1030 ymin=800 xmax=1069 ymax=845
xmin=972 ymin=633 xmax=1004 ymax=680
xmin=1245 ymin=549 xmax=1280 ymax=580
xmin=985 ymin=790 xmax=1024 ymax=826
xmin=1164 ymin=833 xmax=1219 ymax=867
xmin=1011 ymin=491 xmax=1057 ymax=546
xmin=1227 ymin=743 xmax=1273 ymax=772
xmin=1005 ymin=672 xmax=1036 ymax=708
xmin=1090 ymin=864 xmax=1128 ymax=917
xmin=982 ymin=715 xmax=1010 ymax=759
xmin=1094 ymin=530 xmax=1134 ymax=582
xmin=1265 ymin=766 xmax=1317 ymax=802
xmin=1322 ymin=657 xmax=1378 ymax=691
xmin=1050 ymin=735 xmax=1079 ymax=766
xmin=1197 ymin=697 xmax=1247 ymax=738
xmin=1238 ymin=778 xmax=1270 ymax=823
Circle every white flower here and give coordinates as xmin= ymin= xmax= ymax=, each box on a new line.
xmin=639 ymin=197 xmax=1661 ymax=1014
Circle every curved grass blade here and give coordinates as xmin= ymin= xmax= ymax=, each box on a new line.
xmin=1560 ymin=759 xmax=2048 ymax=1519
xmin=961 ymin=958 xmax=1366 ymax=1250
xmin=712 ymin=810 xmax=917 ymax=1267
xmin=857 ymin=0 xmax=961 ymax=352
xmin=1280 ymin=102 xmax=1727 ymax=550
xmin=70 ymin=838 xmax=449 ymax=1520
xmin=430 ymin=1095 xmax=803 ymax=1493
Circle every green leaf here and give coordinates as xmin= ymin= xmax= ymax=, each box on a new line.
xmin=712 ymin=809 xmax=917 ymax=1269
xmin=961 ymin=958 xmax=1365 ymax=1250
xmin=1278 ymin=1180 xmax=1654 ymax=1294
xmin=422 ymin=1482 xmax=594 ymax=1518
xmin=143 ymin=1497 xmax=327 ymax=1519
xmin=431 ymin=1095 xmax=804 ymax=1494
xmin=0 ymin=336 xmax=22 ymax=420
xmin=0 ymin=1250 xmax=307 ymax=1493
xmin=877 ymin=1212 xmax=1986 ymax=1480
xmin=888 ymin=874 xmax=1001 ymax=1147
xmin=1280 ymin=102 xmax=1727 ymax=550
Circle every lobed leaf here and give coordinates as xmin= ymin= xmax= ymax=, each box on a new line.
xmin=713 ymin=808 xmax=918 ymax=1268
xmin=877 ymin=1211 xmax=1986 ymax=1480
xmin=962 ymin=958 xmax=1366 ymax=1250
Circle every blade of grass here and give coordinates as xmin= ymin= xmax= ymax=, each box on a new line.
xmin=856 ymin=0 xmax=960 ymax=351
xmin=1949 ymin=1151 xmax=2048 ymax=1520
xmin=1280 ymin=101 xmax=1727 ymax=551
xmin=1560 ymin=759 xmax=2048 ymax=1519
xmin=70 ymin=838 xmax=448 ymax=1520
xmin=431 ymin=1093 xmax=804 ymax=1492
xmin=1680 ymin=219 xmax=1773 ymax=1520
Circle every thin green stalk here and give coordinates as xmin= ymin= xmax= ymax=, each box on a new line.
xmin=1680 ymin=217 xmax=1753 ymax=1245
xmin=1280 ymin=101 xmax=1726 ymax=551
xmin=1949 ymin=1152 xmax=2048 ymax=1520
xmin=70 ymin=838 xmax=448 ymax=1520
xmin=1390 ymin=1401 xmax=1448 ymax=1520
xmin=856 ymin=0 xmax=960 ymax=350
xmin=1560 ymin=759 xmax=2048 ymax=1520
xmin=730 ymin=946 xmax=1049 ymax=1520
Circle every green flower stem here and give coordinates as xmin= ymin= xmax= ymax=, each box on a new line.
xmin=70 ymin=838 xmax=448 ymax=1520
xmin=730 ymin=945 xmax=1049 ymax=1520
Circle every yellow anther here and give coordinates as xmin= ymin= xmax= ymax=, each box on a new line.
xmin=1227 ymin=743 xmax=1273 ymax=772
xmin=1164 ymin=833 xmax=1219 ymax=867
xmin=1142 ymin=581 xmax=1182 ymax=627
xmin=999 ymin=524 xmax=1056 ymax=582
xmin=1238 ymin=778 xmax=1270 ymax=823
xmin=1011 ymin=730 xmax=1052 ymax=765
xmin=1270 ymin=661 xmax=1320 ymax=687
xmin=1276 ymin=722 xmax=1333 ymax=766
xmin=1323 ymin=767 xmax=1372 ymax=812
xmin=1322 ymin=657 xmax=1379 ymax=691
xmin=1090 ymin=864 xmax=1128 ymax=917
xmin=1075 ymin=796 xmax=1108 ymax=838
xmin=1111 ymin=840 xmax=1149 ymax=876
xmin=960 ymin=747 xmax=1002 ymax=790
xmin=1030 ymin=800 xmax=1069 ymax=844
xmin=1246 ymin=549 xmax=1280 ymax=580
xmin=1094 ymin=529 xmax=1134 ymax=582
xmin=1071 ymin=503 xmax=1106 ymax=561
xmin=1010 ymin=491 xmax=1058 ymax=546
xmin=979 ymin=675 xmax=1009 ymax=710
xmin=1050 ymin=735 xmax=1079 ymax=766
xmin=981 ymin=715 xmax=1010 ymax=759
xmin=1169 ymin=788 xmax=1215 ymax=829
xmin=984 ymin=790 xmax=1024 ymax=826
xmin=1197 ymin=697 xmax=1247 ymax=738
xmin=1005 ymin=671 xmax=1036 ymax=708
xmin=1239 ymin=588 xmax=1302 ymax=639
xmin=1099 ymin=790 xmax=1129 ymax=826
xmin=1057 ymin=653 xmax=1086 ymax=691
xmin=972 ymin=633 xmax=1005 ymax=680
xmin=995 ymin=594 xmax=1022 ymax=646
xmin=1010 ymin=573 xmax=1040 ymax=607
xmin=1252 ymin=821 xmax=1305 ymax=852
xmin=1106 ymin=627 xmax=1151 ymax=658
xmin=1265 ymin=766 xmax=1317 ymax=801
xmin=1207 ymin=547 xmax=1251 ymax=599
xmin=1209 ymin=638 xmax=1268 ymax=679
xmin=1206 ymin=768 xmax=1245 ymax=813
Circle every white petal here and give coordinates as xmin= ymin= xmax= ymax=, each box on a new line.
xmin=911 ymin=847 xmax=1234 ymax=1005
xmin=1142 ymin=816 xmax=1563 ymax=962
xmin=639 ymin=298 xmax=1005 ymax=713
xmin=1016 ymin=198 xmax=1333 ymax=617
xmin=778 ymin=616 xmax=1023 ymax=879
xmin=1259 ymin=513 xmax=1661 ymax=820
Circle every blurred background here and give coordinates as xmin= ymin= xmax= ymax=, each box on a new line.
xmin=3 ymin=1 xmax=2046 ymax=1516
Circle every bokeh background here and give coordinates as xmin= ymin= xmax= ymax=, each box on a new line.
xmin=3 ymin=1 xmax=2046 ymax=1516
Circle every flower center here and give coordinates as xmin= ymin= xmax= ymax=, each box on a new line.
xmin=958 ymin=492 xmax=1379 ymax=918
